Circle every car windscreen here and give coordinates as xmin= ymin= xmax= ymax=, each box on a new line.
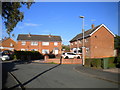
xmin=67 ymin=53 xmax=76 ymax=55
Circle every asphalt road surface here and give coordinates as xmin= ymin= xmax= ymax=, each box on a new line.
xmin=3 ymin=62 xmax=119 ymax=88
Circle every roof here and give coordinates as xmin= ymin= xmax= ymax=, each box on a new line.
xmin=17 ymin=34 xmax=62 ymax=42
xmin=70 ymin=24 xmax=115 ymax=42
xmin=0 ymin=37 xmax=16 ymax=43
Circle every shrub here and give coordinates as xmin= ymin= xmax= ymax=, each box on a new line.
xmin=85 ymin=57 xmax=118 ymax=69
xmin=115 ymin=56 xmax=120 ymax=68
xmin=85 ymin=59 xmax=91 ymax=67
xmin=14 ymin=51 xmax=44 ymax=60
xmin=85 ymin=58 xmax=102 ymax=68
xmin=44 ymin=53 xmax=56 ymax=59
xmin=107 ymin=57 xmax=116 ymax=68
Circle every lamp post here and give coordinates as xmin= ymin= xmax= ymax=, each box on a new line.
xmin=80 ymin=16 xmax=85 ymax=66
xmin=76 ymin=39 xmax=79 ymax=54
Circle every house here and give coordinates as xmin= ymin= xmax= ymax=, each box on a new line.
xmin=0 ymin=37 xmax=17 ymax=51
xmin=70 ymin=24 xmax=115 ymax=58
xmin=16 ymin=34 xmax=62 ymax=55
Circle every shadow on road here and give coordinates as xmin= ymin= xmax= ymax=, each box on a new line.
xmin=2 ymin=61 xmax=16 ymax=89
xmin=2 ymin=59 xmax=34 ymax=90
xmin=9 ymin=57 xmax=62 ymax=89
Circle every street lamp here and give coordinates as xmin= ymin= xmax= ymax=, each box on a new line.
xmin=76 ymin=39 xmax=79 ymax=54
xmin=79 ymin=16 xmax=85 ymax=66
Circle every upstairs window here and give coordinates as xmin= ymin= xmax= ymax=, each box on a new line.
xmin=42 ymin=42 xmax=49 ymax=46
xmin=54 ymin=42 xmax=58 ymax=46
xmin=10 ymin=43 xmax=13 ymax=47
xmin=70 ymin=43 xmax=73 ymax=45
xmin=21 ymin=41 xmax=26 ymax=45
xmin=75 ymin=42 xmax=77 ymax=44
xmin=31 ymin=41 xmax=38 ymax=46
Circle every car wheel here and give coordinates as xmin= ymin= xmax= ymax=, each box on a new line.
xmin=77 ymin=56 xmax=80 ymax=59
xmin=65 ymin=56 xmax=69 ymax=59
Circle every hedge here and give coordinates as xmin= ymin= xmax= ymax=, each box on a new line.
xmin=85 ymin=57 xmax=120 ymax=69
xmin=14 ymin=51 xmax=44 ymax=60
xmin=44 ymin=54 xmax=56 ymax=59
xmin=85 ymin=58 xmax=102 ymax=68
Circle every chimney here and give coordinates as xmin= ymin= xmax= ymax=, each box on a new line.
xmin=91 ymin=24 xmax=95 ymax=29
xmin=28 ymin=33 xmax=31 ymax=37
xmin=49 ymin=34 xmax=52 ymax=38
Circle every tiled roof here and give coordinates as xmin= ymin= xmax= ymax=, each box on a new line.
xmin=17 ymin=34 xmax=62 ymax=42
xmin=70 ymin=24 xmax=101 ymax=42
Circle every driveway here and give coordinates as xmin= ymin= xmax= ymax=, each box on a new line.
xmin=2 ymin=61 xmax=119 ymax=88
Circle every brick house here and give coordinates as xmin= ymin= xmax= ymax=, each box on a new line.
xmin=70 ymin=24 xmax=115 ymax=58
xmin=0 ymin=37 xmax=17 ymax=51
xmin=16 ymin=34 xmax=62 ymax=55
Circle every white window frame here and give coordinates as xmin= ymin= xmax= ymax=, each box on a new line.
xmin=75 ymin=42 xmax=77 ymax=44
xmin=86 ymin=48 xmax=89 ymax=52
xmin=21 ymin=49 xmax=25 ymax=51
xmin=54 ymin=42 xmax=58 ymax=46
xmin=70 ymin=43 xmax=73 ymax=45
xmin=31 ymin=41 xmax=38 ymax=46
xmin=31 ymin=49 xmax=38 ymax=51
xmin=79 ymin=40 xmax=82 ymax=44
xmin=85 ymin=38 xmax=88 ymax=42
xmin=10 ymin=43 xmax=13 ymax=47
xmin=21 ymin=41 xmax=26 ymax=45
xmin=42 ymin=42 xmax=49 ymax=46
xmin=42 ymin=49 xmax=49 ymax=54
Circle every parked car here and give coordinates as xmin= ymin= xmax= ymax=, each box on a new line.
xmin=0 ymin=52 xmax=10 ymax=61
xmin=61 ymin=52 xmax=81 ymax=59
xmin=2 ymin=50 xmax=14 ymax=60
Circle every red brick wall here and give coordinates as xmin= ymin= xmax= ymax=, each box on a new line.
xmin=70 ymin=26 xmax=114 ymax=58
xmin=46 ymin=58 xmax=82 ymax=64
xmin=90 ymin=26 xmax=114 ymax=58
xmin=17 ymin=41 xmax=62 ymax=54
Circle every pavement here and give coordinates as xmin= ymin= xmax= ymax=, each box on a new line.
xmin=75 ymin=66 xmax=120 ymax=84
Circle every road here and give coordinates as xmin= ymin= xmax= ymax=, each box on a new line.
xmin=2 ymin=61 xmax=118 ymax=88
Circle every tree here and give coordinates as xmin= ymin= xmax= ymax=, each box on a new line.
xmin=62 ymin=45 xmax=70 ymax=52
xmin=114 ymin=35 xmax=120 ymax=56
xmin=2 ymin=2 xmax=34 ymax=37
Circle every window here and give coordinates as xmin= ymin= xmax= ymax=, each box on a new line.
xmin=75 ymin=42 xmax=77 ymax=44
xmin=71 ymin=43 xmax=73 ymax=45
xmin=79 ymin=41 xmax=82 ymax=44
xmin=85 ymin=38 xmax=88 ymax=42
xmin=31 ymin=49 xmax=38 ymax=51
xmin=42 ymin=42 xmax=49 ymax=46
xmin=86 ymin=48 xmax=89 ymax=52
xmin=42 ymin=49 xmax=49 ymax=54
xmin=22 ymin=41 xmax=26 ymax=45
xmin=54 ymin=42 xmax=58 ymax=46
xmin=67 ymin=53 xmax=76 ymax=55
xmin=31 ymin=41 xmax=38 ymax=46
xmin=21 ymin=49 xmax=25 ymax=51
xmin=10 ymin=43 xmax=13 ymax=47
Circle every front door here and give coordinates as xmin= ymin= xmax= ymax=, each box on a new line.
xmin=54 ymin=48 xmax=58 ymax=55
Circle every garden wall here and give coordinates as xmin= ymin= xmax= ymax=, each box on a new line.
xmin=44 ymin=56 xmax=82 ymax=64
